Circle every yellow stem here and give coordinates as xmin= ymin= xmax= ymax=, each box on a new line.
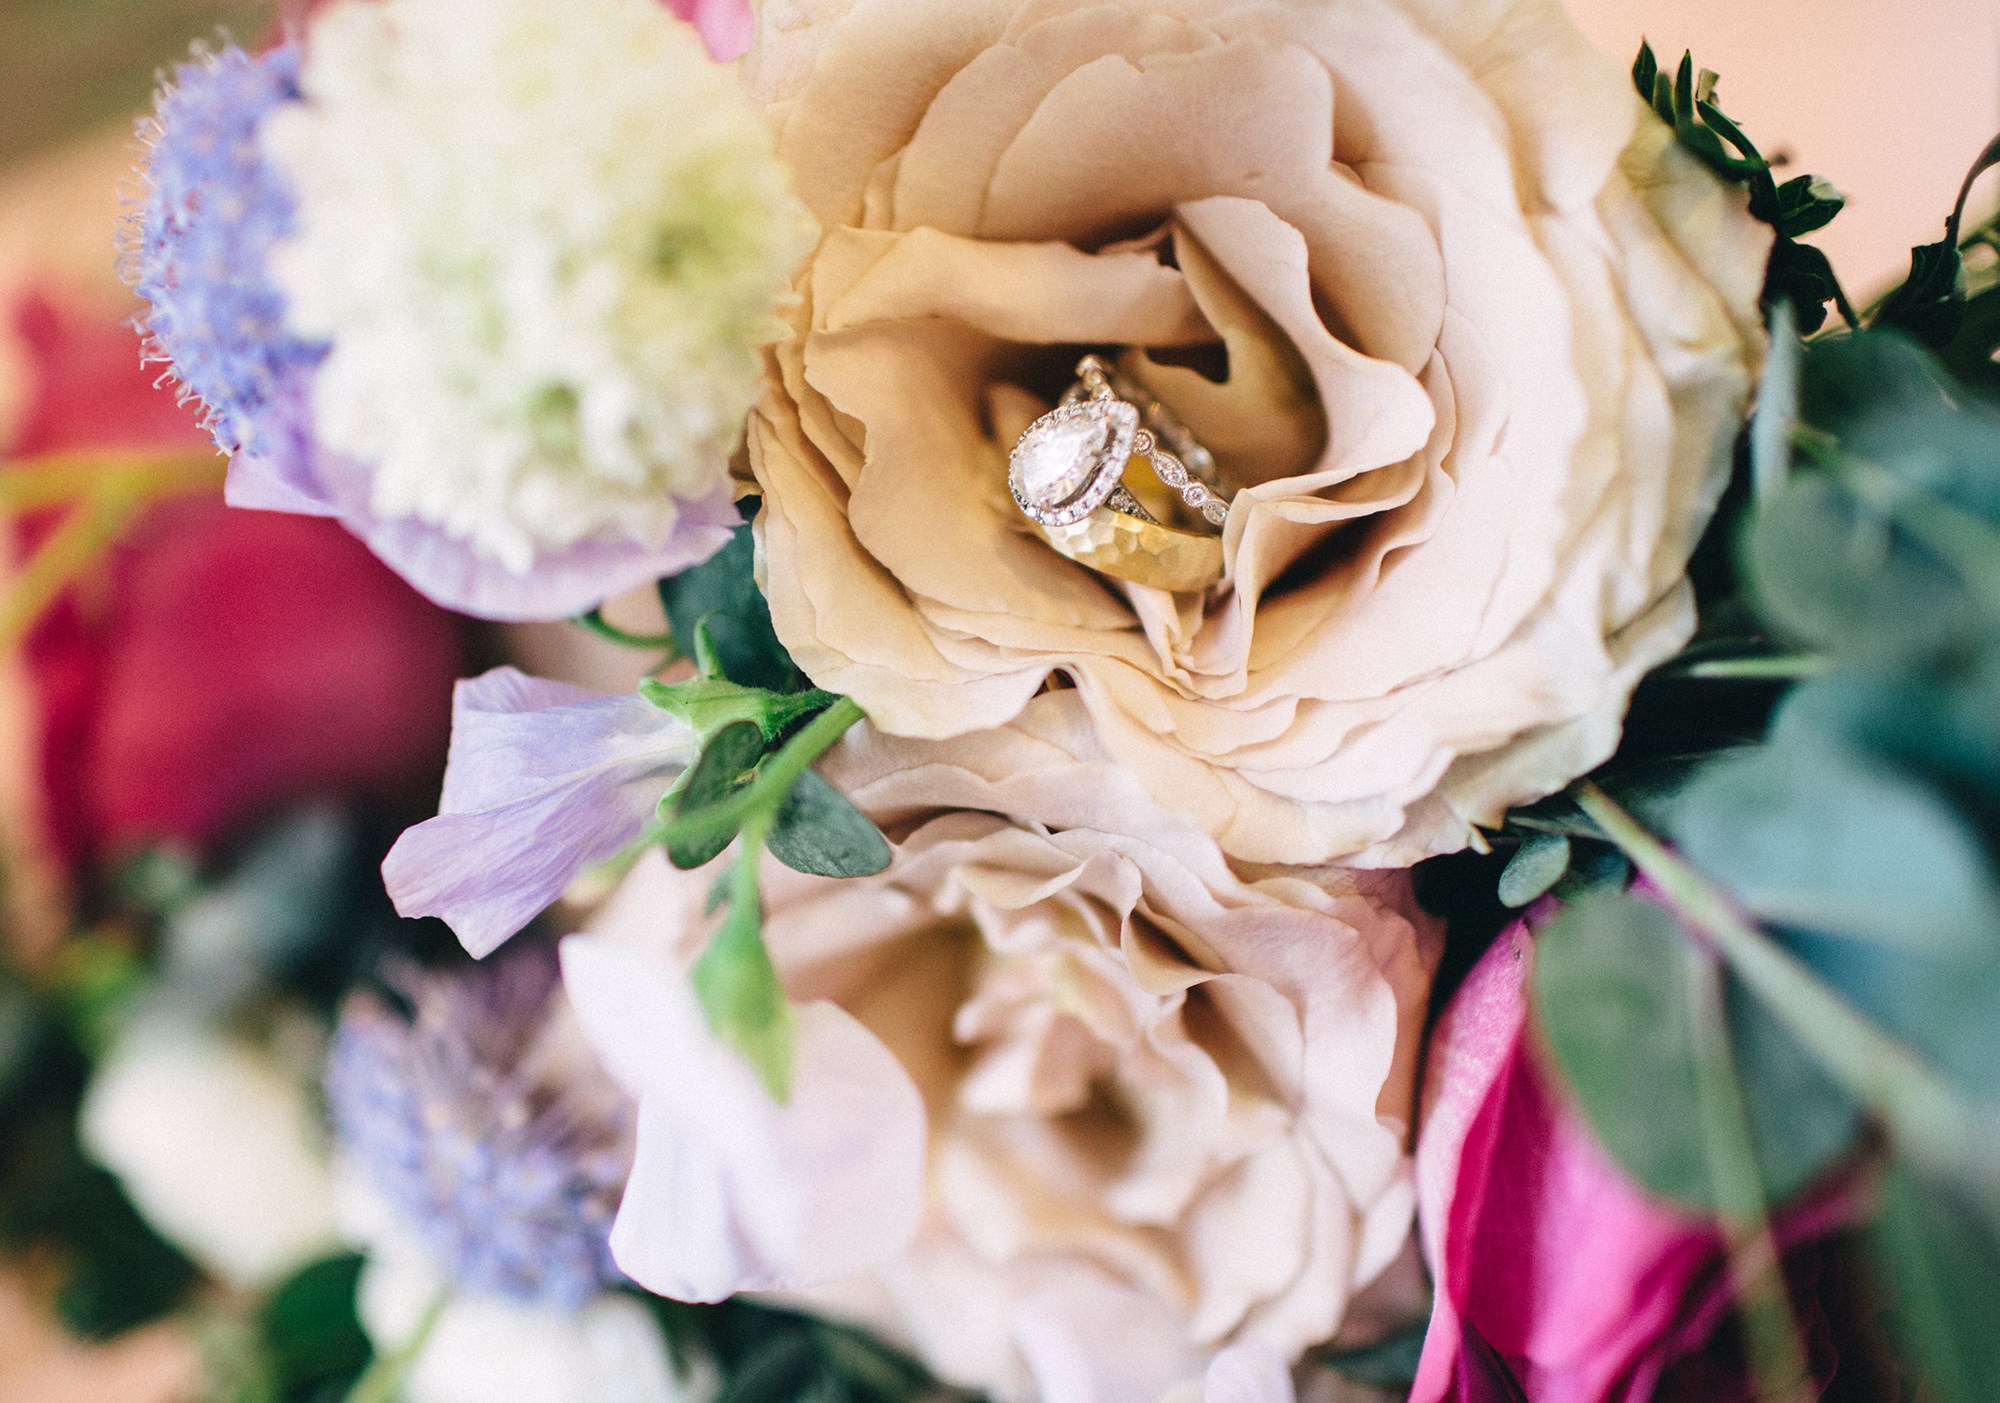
xmin=0 ymin=450 xmax=226 ymax=513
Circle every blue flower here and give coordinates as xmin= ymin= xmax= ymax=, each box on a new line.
xmin=326 ymin=948 xmax=633 ymax=1309
xmin=126 ymin=43 xmax=325 ymax=458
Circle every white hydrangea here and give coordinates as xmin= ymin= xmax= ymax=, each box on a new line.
xmin=263 ymin=0 xmax=816 ymax=573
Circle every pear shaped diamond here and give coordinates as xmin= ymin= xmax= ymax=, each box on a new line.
xmin=1009 ymin=398 xmax=1140 ymax=526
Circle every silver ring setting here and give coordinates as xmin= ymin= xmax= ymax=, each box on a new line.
xmin=1009 ymin=356 xmax=1231 ymax=532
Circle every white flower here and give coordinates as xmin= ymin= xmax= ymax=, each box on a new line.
xmin=80 ymin=1010 xmax=340 ymax=1288
xmin=337 ymin=1167 xmax=706 ymax=1403
xmin=263 ymin=0 xmax=816 ymax=574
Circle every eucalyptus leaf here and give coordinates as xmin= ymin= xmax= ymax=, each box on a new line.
xmin=1533 ymin=889 xmax=1857 ymax=1209
xmin=1497 ymin=832 xmax=1570 ymax=908
xmin=260 ymin=1253 xmax=371 ymax=1396
xmin=691 ymin=869 xmax=796 ymax=1101
xmin=1670 ymin=737 xmax=2000 ymax=951
xmin=1871 ymin=1164 xmax=2000 ymax=1403
xmin=768 ymin=771 xmax=892 ymax=879
xmin=1548 ymin=842 xmax=1631 ymax=902
xmin=1532 ymin=889 xmax=1718 ymax=1207
xmin=1724 ymin=980 xmax=1860 ymax=1204
xmin=658 ymin=514 xmax=800 ymax=692
xmin=667 ymin=723 xmax=765 ymax=870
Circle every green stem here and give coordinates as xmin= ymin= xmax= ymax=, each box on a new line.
xmin=1684 ymin=951 xmax=1814 ymax=1401
xmin=0 ymin=450 xmax=225 ymax=512
xmin=1576 ymin=783 xmax=1997 ymax=1190
xmin=343 ymin=1286 xmax=450 ymax=1403
xmin=653 ymin=695 xmax=866 ymax=850
xmin=571 ymin=607 xmax=675 ymax=651
xmin=1 ymin=491 xmax=144 ymax=651
xmin=1668 ymin=654 xmax=1831 ymax=681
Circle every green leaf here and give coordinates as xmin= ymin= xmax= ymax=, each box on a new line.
xmin=1630 ymin=42 xmax=1659 ymax=109
xmin=260 ymin=1254 xmax=372 ymax=1396
xmin=658 ymin=514 xmax=801 ymax=692
xmin=1874 ymin=133 xmax=2000 ymax=350
xmin=1531 ymin=888 xmax=1855 ymax=1209
xmin=1876 ymin=240 xmax=1966 ymax=346
xmin=1768 ymin=241 xmax=1850 ymax=334
xmin=691 ymin=858 xmax=796 ymax=1101
xmin=1532 ymin=890 xmax=1718 ymax=1206
xmin=1871 ymin=1164 xmax=2000 ymax=1403
xmin=1319 ymin=1323 xmax=1428 ymax=1390
xmin=1773 ymin=175 xmax=1845 ymax=238
xmin=1723 ymin=979 xmax=1860 ymax=1203
xmin=667 ymin=722 xmax=766 ymax=870
xmin=1670 ymin=736 xmax=2000 ymax=950
xmin=768 ymin=770 xmax=892 ymax=879
xmin=640 ymin=675 xmax=833 ymax=744
xmin=1549 ymin=841 xmax=1631 ymax=902
xmin=1497 ymin=832 xmax=1570 ymax=908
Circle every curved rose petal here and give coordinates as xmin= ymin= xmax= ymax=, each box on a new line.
xmin=1199 ymin=1342 xmax=1297 ymax=1403
xmin=382 ymin=668 xmax=693 ymax=956
xmin=668 ymin=0 xmax=753 ymax=62
xmin=560 ymin=929 xmax=927 ymax=1302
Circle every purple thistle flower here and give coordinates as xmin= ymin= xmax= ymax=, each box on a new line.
xmin=326 ymin=947 xmax=634 ymax=1308
xmin=125 ymin=43 xmax=325 ymax=460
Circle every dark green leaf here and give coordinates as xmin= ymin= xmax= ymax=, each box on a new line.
xmin=1671 ymin=737 xmax=2000 ymax=950
xmin=260 ymin=1254 xmax=372 ymax=1395
xmin=1877 ymin=240 xmax=1966 ymax=346
xmin=1768 ymin=241 xmax=1851 ymax=334
xmin=1774 ymin=175 xmax=1846 ymax=238
xmin=691 ymin=869 xmax=795 ymax=1100
xmin=767 ymin=771 xmax=892 ymax=879
xmin=658 ymin=515 xmax=801 ymax=692
xmin=1871 ymin=1164 xmax=2000 ymax=1403
xmin=1532 ymin=890 xmax=1717 ymax=1207
xmin=667 ymin=723 xmax=765 ymax=870
xmin=1319 ymin=1322 xmax=1428 ymax=1389
xmin=1497 ymin=832 xmax=1571 ymax=908
xmin=1630 ymin=42 xmax=1659 ymax=108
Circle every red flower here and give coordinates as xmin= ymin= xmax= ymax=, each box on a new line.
xmin=7 ymin=292 xmax=464 ymax=869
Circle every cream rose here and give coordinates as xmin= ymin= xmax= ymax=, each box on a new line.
xmin=742 ymin=0 xmax=1769 ymax=865
xmin=566 ymin=707 xmax=1436 ymax=1401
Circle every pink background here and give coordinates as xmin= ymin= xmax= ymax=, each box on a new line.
xmin=1568 ymin=0 xmax=2000 ymax=291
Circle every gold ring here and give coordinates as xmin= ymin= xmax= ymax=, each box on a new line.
xmin=1008 ymin=356 xmax=1232 ymax=592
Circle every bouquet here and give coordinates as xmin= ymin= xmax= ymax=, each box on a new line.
xmin=4 ymin=0 xmax=1998 ymax=1399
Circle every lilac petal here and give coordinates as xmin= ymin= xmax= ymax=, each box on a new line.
xmin=383 ymin=668 xmax=694 ymax=956
xmin=234 ymin=375 xmax=741 ymax=621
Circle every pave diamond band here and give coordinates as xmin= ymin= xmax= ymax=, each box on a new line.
xmin=1008 ymin=355 xmax=1232 ymax=592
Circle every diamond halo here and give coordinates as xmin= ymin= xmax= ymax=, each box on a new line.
xmin=1008 ymin=398 xmax=1141 ymax=527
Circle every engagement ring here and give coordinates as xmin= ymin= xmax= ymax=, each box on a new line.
xmin=1009 ymin=356 xmax=1233 ymax=591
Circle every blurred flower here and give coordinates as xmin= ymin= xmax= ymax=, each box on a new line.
xmin=79 ymin=1007 xmax=339 ymax=1289
xmin=338 ymin=1168 xmax=697 ymax=1403
xmin=381 ymin=667 xmax=698 ymax=957
xmin=325 ymin=947 xmax=634 ymax=1308
xmin=565 ymin=711 xmax=1436 ymax=1403
xmin=124 ymin=43 xmax=324 ymax=463
xmin=1409 ymin=920 xmax=1872 ymax=1403
xmin=6 ymin=293 xmax=464 ymax=867
xmin=237 ymin=0 xmax=816 ymax=618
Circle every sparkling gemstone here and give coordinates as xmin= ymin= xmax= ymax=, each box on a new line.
xmin=1009 ymin=399 xmax=1139 ymax=524
xmin=1155 ymin=457 xmax=1188 ymax=488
